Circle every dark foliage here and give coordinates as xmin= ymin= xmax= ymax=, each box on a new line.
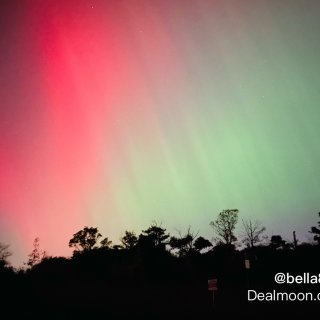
xmin=2 ymin=213 xmax=320 ymax=317
xmin=310 ymin=212 xmax=320 ymax=244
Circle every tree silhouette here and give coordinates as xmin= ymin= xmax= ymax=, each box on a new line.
xmin=100 ymin=237 xmax=112 ymax=248
xmin=0 ymin=242 xmax=11 ymax=267
xmin=169 ymin=227 xmax=198 ymax=256
xmin=169 ymin=235 xmax=192 ymax=257
xmin=310 ymin=212 xmax=320 ymax=245
xmin=241 ymin=218 xmax=266 ymax=248
xmin=69 ymin=226 xmax=102 ymax=252
xmin=140 ymin=222 xmax=170 ymax=248
xmin=2 ymin=213 xmax=320 ymax=316
xmin=120 ymin=231 xmax=138 ymax=249
xmin=25 ymin=237 xmax=46 ymax=268
xmin=210 ymin=209 xmax=239 ymax=245
xmin=193 ymin=236 xmax=212 ymax=252
xmin=270 ymin=235 xmax=286 ymax=249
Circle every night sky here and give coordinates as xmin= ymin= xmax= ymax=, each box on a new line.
xmin=1 ymin=0 xmax=320 ymax=266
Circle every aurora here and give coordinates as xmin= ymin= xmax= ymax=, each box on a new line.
xmin=1 ymin=0 xmax=320 ymax=266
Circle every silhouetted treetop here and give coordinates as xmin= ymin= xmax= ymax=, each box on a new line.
xmin=0 ymin=242 xmax=11 ymax=267
xmin=169 ymin=227 xmax=198 ymax=257
xmin=141 ymin=222 xmax=170 ymax=248
xmin=100 ymin=237 xmax=112 ymax=248
xmin=194 ymin=236 xmax=212 ymax=252
xmin=310 ymin=212 xmax=320 ymax=245
xmin=270 ymin=235 xmax=286 ymax=249
xmin=69 ymin=226 xmax=102 ymax=252
xmin=241 ymin=219 xmax=266 ymax=248
xmin=210 ymin=209 xmax=239 ymax=245
xmin=120 ymin=231 xmax=138 ymax=249
xmin=25 ymin=237 xmax=46 ymax=268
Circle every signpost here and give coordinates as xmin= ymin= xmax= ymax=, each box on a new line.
xmin=244 ymin=257 xmax=251 ymax=286
xmin=208 ymin=279 xmax=218 ymax=306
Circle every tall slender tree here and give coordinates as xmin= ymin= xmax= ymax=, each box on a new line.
xmin=210 ymin=209 xmax=239 ymax=245
xmin=26 ymin=238 xmax=46 ymax=267
xmin=242 ymin=219 xmax=266 ymax=248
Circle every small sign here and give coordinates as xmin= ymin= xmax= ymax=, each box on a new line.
xmin=245 ymin=259 xmax=250 ymax=269
xmin=208 ymin=279 xmax=218 ymax=291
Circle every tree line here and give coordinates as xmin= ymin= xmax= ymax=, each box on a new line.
xmin=0 ymin=209 xmax=320 ymax=317
xmin=1 ymin=209 xmax=320 ymax=268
